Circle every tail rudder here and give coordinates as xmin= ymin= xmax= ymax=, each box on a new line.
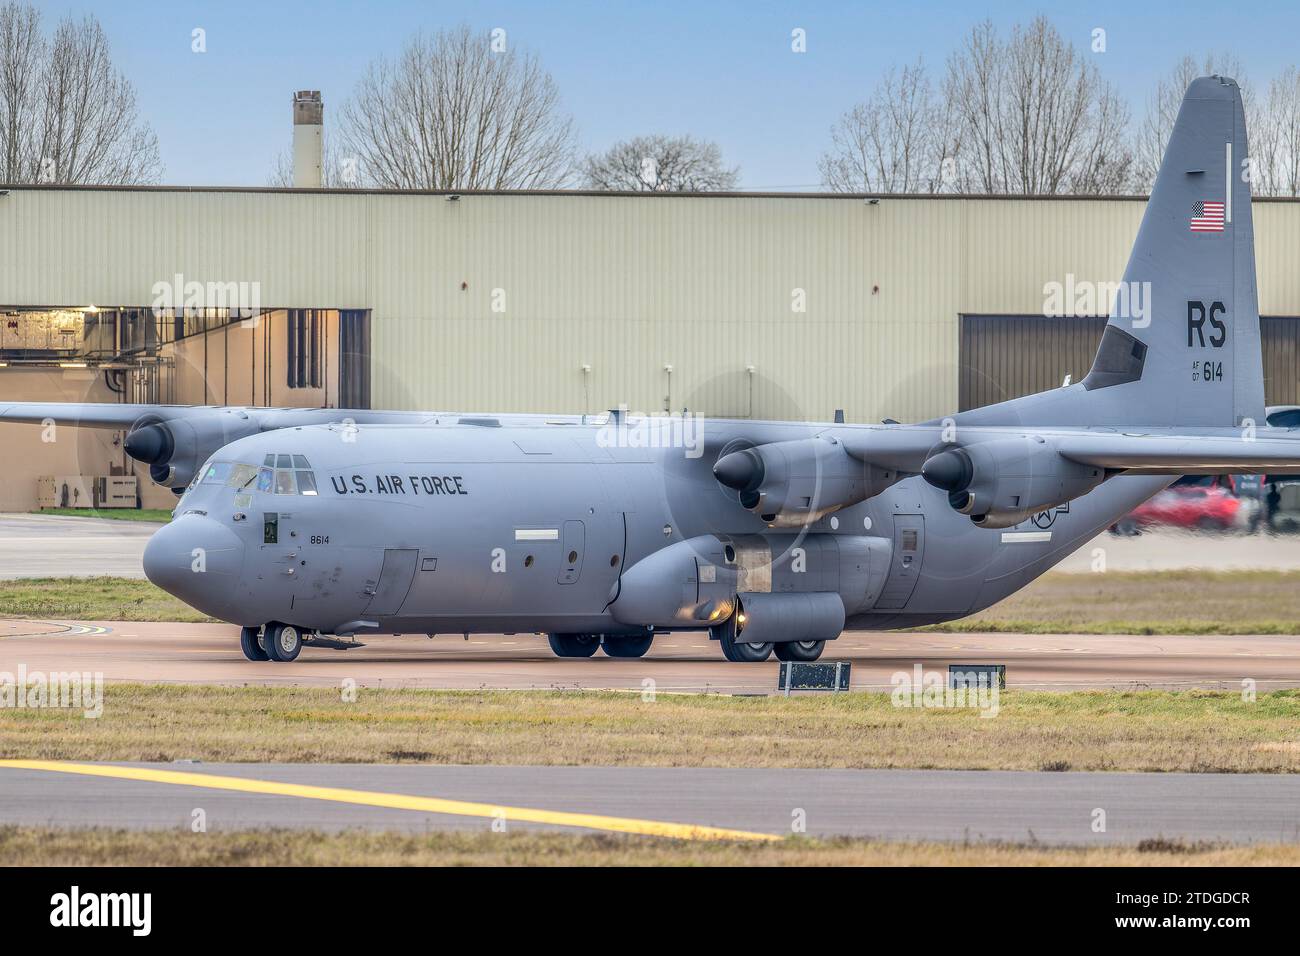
xmin=1082 ymin=75 xmax=1263 ymax=428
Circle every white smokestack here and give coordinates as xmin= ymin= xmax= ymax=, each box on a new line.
xmin=292 ymin=90 xmax=323 ymax=188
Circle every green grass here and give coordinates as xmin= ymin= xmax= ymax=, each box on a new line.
xmin=31 ymin=508 xmax=170 ymax=522
xmin=4 ymin=685 xmax=1300 ymax=772
xmin=0 ymin=827 xmax=1292 ymax=866
xmin=928 ymin=569 xmax=1300 ymax=635
xmin=0 ymin=577 xmax=211 ymax=623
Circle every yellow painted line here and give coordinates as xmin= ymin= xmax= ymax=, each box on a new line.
xmin=0 ymin=760 xmax=778 ymax=843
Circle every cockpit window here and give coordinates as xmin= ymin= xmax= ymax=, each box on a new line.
xmin=226 ymin=463 xmax=259 ymax=489
xmin=247 ymin=455 xmax=317 ymax=495
xmin=201 ymin=462 xmax=233 ymax=485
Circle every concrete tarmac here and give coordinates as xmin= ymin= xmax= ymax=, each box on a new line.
xmin=0 ymin=513 xmax=160 ymax=579
xmin=2 ymin=762 xmax=1298 ymax=843
xmin=1 ymin=618 xmax=1298 ymax=692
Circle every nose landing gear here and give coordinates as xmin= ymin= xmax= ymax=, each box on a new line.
xmin=240 ymin=623 xmax=305 ymax=662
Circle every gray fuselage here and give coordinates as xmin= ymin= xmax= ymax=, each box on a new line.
xmin=142 ymin=417 xmax=1171 ymax=638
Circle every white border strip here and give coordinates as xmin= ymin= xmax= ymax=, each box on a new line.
xmin=515 ymin=529 xmax=559 ymax=541
xmin=1001 ymin=531 xmax=1052 ymax=544
xmin=1226 ymin=140 xmax=1233 ymax=224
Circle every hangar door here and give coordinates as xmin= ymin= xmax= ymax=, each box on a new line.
xmin=959 ymin=315 xmax=1300 ymax=412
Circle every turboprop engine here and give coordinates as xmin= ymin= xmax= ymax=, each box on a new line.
xmin=124 ymin=412 xmax=262 ymax=490
xmin=712 ymin=437 xmax=900 ymax=526
xmin=920 ymin=436 xmax=1106 ymax=528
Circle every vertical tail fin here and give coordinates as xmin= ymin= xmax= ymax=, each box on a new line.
xmin=1082 ymin=75 xmax=1263 ymax=427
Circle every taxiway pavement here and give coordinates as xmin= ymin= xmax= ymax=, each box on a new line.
xmin=1 ymin=761 xmax=1297 ymax=843
xmin=0 ymin=618 xmax=1296 ymax=692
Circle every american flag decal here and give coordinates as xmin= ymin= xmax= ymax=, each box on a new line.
xmin=1191 ymin=200 xmax=1225 ymax=232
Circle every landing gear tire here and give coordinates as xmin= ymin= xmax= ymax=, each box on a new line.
xmin=774 ymin=640 xmax=826 ymax=662
xmin=711 ymin=613 xmax=773 ymax=663
xmin=712 ymin=618 xmax=772 ymax=663
xmin=721 ymin=636 xmax=773 ymax=663
xmin=601 ymin=634 xmax=654 ymax=658
xmin=548 ymin=633 xmax=601 ymax=658
xmin=240 ymin=626 xmax=268 ymax=662
xmin=264 ymin=622 xmax=303 ymax=662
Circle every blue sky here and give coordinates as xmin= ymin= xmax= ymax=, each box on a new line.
xmin=28 ymin=0 xmax=1300 ymax=186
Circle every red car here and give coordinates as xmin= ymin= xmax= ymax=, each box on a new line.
xmin=1112 ymin=476 xmax=1242 ymax=534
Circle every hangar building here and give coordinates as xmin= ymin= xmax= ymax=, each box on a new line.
xmin=2 ymin=174 xmax=1300 ymax=510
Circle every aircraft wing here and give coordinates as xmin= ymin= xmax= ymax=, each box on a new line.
xmin=1057 ymin=433 xmax=1300 ymax=474
xmin=0 ymin=402 xmax=204 ymax=428
xmin=0 ymin=401 xmax=448 ymax=431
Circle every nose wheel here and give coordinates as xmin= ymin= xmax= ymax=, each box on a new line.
xmin=241 ymin=623 xmax=305 ymax=662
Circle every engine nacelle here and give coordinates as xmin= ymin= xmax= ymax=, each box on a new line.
xmin=608 ymin=535 xmax=740 ymax=628
xmin=921 ymin=437 xmax=1105 ymax=529
xmin=713 ymin=437 xmax=900 ymax=527
xmin=124 ymin=413 xmax=261 ymax=490
xmin=733 ymin=591 xmax=846 ymax=644
xmin=609 ymin=533 xmax=893 ymax=630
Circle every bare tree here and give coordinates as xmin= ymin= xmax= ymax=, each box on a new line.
xmin=1244 ymin=67 xmax=1300 ymax=196
xmin=818 ymin=60 xmax=958 ymax=193
xmin=582 ymin=134 xmax=739 ymax=191
xmin=337 ymin=25 xmax=577 ymax=189
xmin=0 ymin=4 xmax=160 ymax=184
xmin=1136 ymin=55 xmax=1250 ymax=190
xmin=945 ymin=17 xmax=1131 ymax=194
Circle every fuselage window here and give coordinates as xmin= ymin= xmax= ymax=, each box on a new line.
xmin=297 ymin=471 xmax=318 ymax=495
xmin=256 ymin=466 xmax=274 ymax=493
xmin=274 ymin=469 xmax=297 ymax=495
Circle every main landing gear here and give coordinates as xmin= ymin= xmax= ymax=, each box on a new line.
xmin=546 ymin=633 xmax=655 ymax=658
xmin=710 ymin=614 xmax=827 ymax=663
xmin=773 ymin=640 xmax=826 ymax=662
xmin=711 ymin=615 xmax=774 ymax=663
xmin=240 ymin=622 xmax=306 ymax=663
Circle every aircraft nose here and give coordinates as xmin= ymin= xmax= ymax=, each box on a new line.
xmin=143 ymin=515 xmax=245 ymax=611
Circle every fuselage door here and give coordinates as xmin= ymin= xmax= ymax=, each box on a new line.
xmin=874 ymin=514 xmax=925 ymax=610
xmin=364 ymin=548 xmax=418 ymax=615
xmin=559 ymin=520 xmax=585 ymax=584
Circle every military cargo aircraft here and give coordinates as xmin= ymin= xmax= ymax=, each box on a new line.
xmin=4 ymin=77 xmax=1298 ymax=664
